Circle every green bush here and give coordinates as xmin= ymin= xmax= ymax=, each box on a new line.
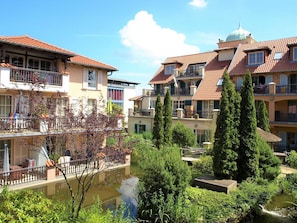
xmin=258 ymin=136 xmax=281 ymax=180
xmin=137 ymin=146 xmax=192 ymax=222
xmin=172 ymin=122 xmax=196 ymax=147
xmin=192 ymin=155 xmax=213 ymax=176
xmin=286 ymin=150 xmax=297 ymax=169
xmin=0 ymin=188 xmax=64 ymax=222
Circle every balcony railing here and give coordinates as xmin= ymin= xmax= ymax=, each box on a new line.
xmin=0 ymin=115 xmax=122 ymax=133
xmin=10 ymin=67 xmax=62 ymax=86
xmin=151 ymin=88 xmax=191 ymax=96
xmin=274 ymin=111 xmax=297 ymax=122
xmin=276 ymin=84 xmax=297 ymax=94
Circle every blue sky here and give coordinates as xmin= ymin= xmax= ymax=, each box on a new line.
xmin=2 ymin=0 xmax=297 ymax=95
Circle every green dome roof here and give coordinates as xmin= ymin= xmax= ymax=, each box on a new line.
xmin=226 ymin=25 xmax=250 ymax=42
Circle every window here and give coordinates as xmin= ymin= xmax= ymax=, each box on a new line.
xmin=83 ymin=69 xmax=100 ymax=90
xmin=164 ymin=64 xmax=176 ymax=75
xmin=28 ymin=58 xmax=51 ymax=70
xmin=293 ymin=47 xmax=297 ymax=61
xmin=217 ymin=78 xmax=223 ymax=86
xmin=248 ymin=51 xmax=264 ymax=65
xmin=274 ymin=52 xmax=283 ymax=60
xmin=0 ymin=95 xmax=12 ymax=117
xmin=134 ymin=124 xmax=146 ymax=134
xmin=88 ymin=70 xmax=96 ymax=88
xmin=11 ymin=56 xmax=24 ymax=67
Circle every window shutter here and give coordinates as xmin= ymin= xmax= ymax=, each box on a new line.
xmin=97 ymin=70 xmax=102 ymax=90
xmin=82 ymin=69 xmax=88 ymax=89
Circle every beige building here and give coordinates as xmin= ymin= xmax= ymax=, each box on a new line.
xmin=129 ymin=26 xmax=297 ymax=151
xmin=0 ymin=35 xmax=118 ymax=171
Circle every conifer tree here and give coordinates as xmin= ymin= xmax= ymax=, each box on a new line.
xmin=163 ymin=88 xmax=172 ymax=146
xmin=237 ymin=70 xmax=259 ymax=181
xmin=152 ymin=94 xmax=164 ymax=149
xmin=213 ymin=73 xmax=239 ymax=179
xmin=257 ymin=100 xmax=270 ymax=132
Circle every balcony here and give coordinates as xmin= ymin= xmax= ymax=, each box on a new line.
xmin=175 ymin=67 xmax=205 ymax=80
xmin=274 ymin=111 xmax=297 ymax=123
xmin=0 ymin=115 xmax=122 ymax=135
xmin=0 ymin=67 xmax=69 ymax=93
xmin=151 ymin=88 xmax=191 ymax=96
xmin=276 ymin=84 xmax=297 ymax=94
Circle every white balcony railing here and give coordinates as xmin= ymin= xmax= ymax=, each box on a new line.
xmin=0 ymin=67 xmax=69 ymax=93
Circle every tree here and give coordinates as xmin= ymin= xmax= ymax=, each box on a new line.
xmin=237 ymin=70 xmax=259 ymax=181
xmin=172 ymin=122 xmax=196 ymax=147
xmin=152 ymin=94 xmax=164 ymax=149
xmin=137 ymin=146 xmax=191 ymax=222
xmin=27 ymin=89 xmax=125 ymax=221
xmin=213 ymin=73 xmax=239 ymax=179
xmin=163 ymin=88 xmax=172 ymax=146
xmin=257 ymin=100 xmax=270 ymax=132
xmin=258 ymin=136 xmax=281 ymax=180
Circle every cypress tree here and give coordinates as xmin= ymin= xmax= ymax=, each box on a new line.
xmin=257 ymin=100 xmax=270 ymax=132
xmin=213 ymin=73 xmax=239 ymax=179
xmin=163 ymin=88 xmax=172 ymax=146
xmin=237 ymin=70 xmax=259 ymax=181
xmin=152 ymin=94 xmax=164 ymax=149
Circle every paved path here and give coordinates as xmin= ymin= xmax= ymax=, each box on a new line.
xmin=280 ymin=165 xmax=297 ymax=175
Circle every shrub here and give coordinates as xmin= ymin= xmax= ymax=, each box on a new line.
xmin=0 ymin=188 xmax=64 ymax=222
xmin=137 ymin=146 xmax=192 ymax=222
xmin=192 ymin=155 xmax=213 ymax=176
xmin=286 ymin=150 xmax=297 ymax=169
xmin=172 ymin=122 xmax=196 ymax=147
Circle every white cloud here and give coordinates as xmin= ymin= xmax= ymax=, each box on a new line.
xmin=119 ymin=11 xmax=199 ymax=66
xmin=189 ymin=0 xmax=207 ymax=8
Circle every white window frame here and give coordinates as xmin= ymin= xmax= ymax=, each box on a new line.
xmin=0 ymin=95 xmax=12 ymax=117
xmin=248 ymin=51 xmax=264 ymax=65
xmin=164 ymin=64 xmax=176 ymax=75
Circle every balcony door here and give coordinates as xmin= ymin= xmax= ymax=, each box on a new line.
xmin=289 ymin=74 xmax=297 ymax=93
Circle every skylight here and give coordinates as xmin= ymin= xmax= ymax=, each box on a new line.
xmin=274 ymin=52 xmax=283 ymax=60
xmin=217 ymin=78 xmax=223 ymax=86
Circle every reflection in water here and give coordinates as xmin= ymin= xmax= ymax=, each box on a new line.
xmin=30 ymin=166 xmax=136 ymax=211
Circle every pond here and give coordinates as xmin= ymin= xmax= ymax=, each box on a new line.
xmin=28 ymin=166 xmax=296 ymax=222
xmin=240 ymin=193 xmax=296 ymax=223
xmin=30 ymin=165 xmax=138 ymax=214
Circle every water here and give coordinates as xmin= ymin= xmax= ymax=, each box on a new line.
xmin=30 ymin=165 xmax=138 ymax=211
xmin=241 ymin=193 xmax=296 ymax=223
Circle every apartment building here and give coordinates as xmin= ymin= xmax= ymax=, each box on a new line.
xmin=129 ymin=26 xmax=297 ymax=151
xmin=0 ymin=35 xmax=117 ymax=173
xmin=107 ymin=78 xmax=139 ymax=129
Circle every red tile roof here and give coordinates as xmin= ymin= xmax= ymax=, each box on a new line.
xmin=149 ymin=51 xmax=217 ymax=85
xmin=193 ymin=60 xmax=230 ymax=100
xmin=0 ymin=35 xmax=118 ymax=71
xmin=70 ymin=55 xmax=117 ymax=71
xmin=0 ymin=35 xmax=75 ymax=56
xmin=228 ymin=37 xmax=297 ymax=75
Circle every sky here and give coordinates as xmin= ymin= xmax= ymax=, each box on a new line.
xmin=2 ymin=0 xmax=297 ymax=95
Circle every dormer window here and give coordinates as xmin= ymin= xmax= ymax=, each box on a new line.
xmin=164 ymin=64 xmax=176 ymax=75
xmin=248 ymin=51 xmax=264 ymax=65
xmin=244 ymin=46 xmax=271 ymax=66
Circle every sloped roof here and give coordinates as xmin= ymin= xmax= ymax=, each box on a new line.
xmin=193 ymin=60 xmax=230 ymax=100
xmin=0 ymin=35 xmax=118 ymax=71
xmin=257 ymin=127 xmax=281 ymax=143
xmin=0 ymin=35 xmax=75 ymax=56
xmin=149 ymin=51 xmax=217 ymax=85
xmin=129 ymin=95 xmax=143 ymax=101
xmin=70 ymin=55 xmax=117 ymax=71
xmin=228 ymin=36 xmax=297 ymax=75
